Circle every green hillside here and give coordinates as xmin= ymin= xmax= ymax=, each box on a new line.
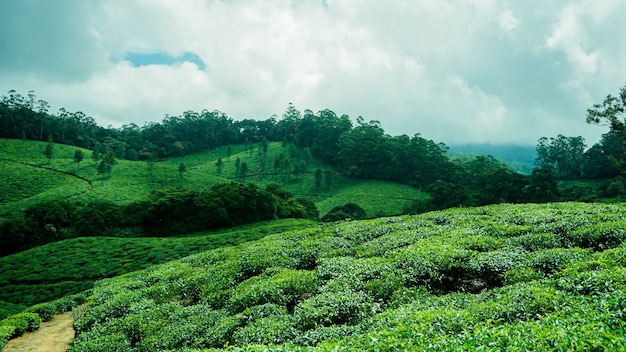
xmin=0 ymin=218 xmax=316 ymax=317
xmin=0 ymin=139 xmax=426 ymax=217
xmin=35 ymin=201 xmax=624 ymax=351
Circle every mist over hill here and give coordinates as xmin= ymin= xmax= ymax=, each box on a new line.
xmin=448 ymin=144 xmax=537 ymax=174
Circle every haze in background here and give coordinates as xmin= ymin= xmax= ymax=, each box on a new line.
xmin=1 ymin=0 xmax=625 ymax=146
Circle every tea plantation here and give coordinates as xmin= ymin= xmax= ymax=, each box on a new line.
xmin=41 ymin=202 xmax=626 ymax=351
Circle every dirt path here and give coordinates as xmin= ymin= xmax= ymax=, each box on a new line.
xmin=4 ymin=312 xmax=74 ymax=352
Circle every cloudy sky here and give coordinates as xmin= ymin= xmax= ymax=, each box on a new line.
xmin=1 ymin=0 xmax=625 ymax=146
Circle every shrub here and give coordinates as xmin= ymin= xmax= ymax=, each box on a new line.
xmin=0 ymin=312 xmax=41 ymax=338
xmin=479 ymin=284 xmax=566 ymax=322
xmin=395 ymin=244 xmax=473 ymax=292
xmin=555 ymin=267 xmax=626 ymax=296
xmin=569 ymin=221 xmax=626 ymax=250
xmin=321 ymin=203 xmax=367 ymax=222
xmin=482 ymin=223 xmax=531 ymax=238
xmin=294 ymin=324 xmax=357 ymax=346
xmin=468 ymin=249 xmax=524 ymax=288
xmin=69 ymin=333 xmax=131 ymax=352
xmin=525 ymin=248 xmax=591 ymax=276
xmin=459 ymin=235 xmax=503 ymax=252
xmin=0 ymin=301 xmax=25 ymax=321
xmin=236 ymin=241 xmax=296 ymax=279
xmin=0 ymin=325 xmax=15 ymax=350
xmin=25 ymin=291 xmax=89 ymax=321
xmin=511 ymin=232 xmax=566 ymax=251
xmin=504 ymin=266 xmax=543 ymax=284
xmin=232 ymin=315 xmax=299 ymax=346
xmin=228 ymin=268 xmax=318 ymax=313
xmin=294 ymin=290 xmax=379 ymax=329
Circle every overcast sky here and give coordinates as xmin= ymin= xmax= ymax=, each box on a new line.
xmin=1 ymin=0 xmax=625 ymax=146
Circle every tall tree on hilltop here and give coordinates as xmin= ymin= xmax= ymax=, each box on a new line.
xmin=240 ymin=161 xmax=248 ymax=181
xmin=73 ymin=149 xmax=84 ymax=170
xmin=586 ymin=83 xmax=626 ymax=175
xmin=315 ymin=168 xmax=322 ymax=190
xmin=178 ymin=163 xmax=186 ymax=181
xmin=102 ymin=147 xmax=117 ymax=178
xmin=43 ymin=134 xmax=54 ymax=163
xmin=215 ymin=157 xmax=223 ymax=175
xmin=535 ymin=135 xmax=586 ymax=179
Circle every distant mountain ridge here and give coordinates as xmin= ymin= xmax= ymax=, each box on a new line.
xmin=448 ymin=143 xmax=537 ymax=174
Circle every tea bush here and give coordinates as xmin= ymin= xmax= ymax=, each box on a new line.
xmin=0 ymin=312 xmax=41 ymax=338
xmin=395 ymin=243 xmax=474 ymax=292
xmin=24 ymin=291 xmax=89 ymax=321
xmin=569 ymin=220 xmax=626 ymax=250
xmin=294 ymin=289 xmax=379 ymax=329
xmin=525 ymin=247 xmax=591 ymax=276
xmin=232 ymin=315 xmax=298 ymax=346
xmin=228 ymin=268 xmax=318 ymax=313
xmin=510 ymin=232 xmax=566 ymax=251
xmin=0 ymin=325 xmax=14 ymax=350
xmin=66 ymin=202 xmax=626 ymax=351
xmin=468 ymin=249 xmax=524 ymax=288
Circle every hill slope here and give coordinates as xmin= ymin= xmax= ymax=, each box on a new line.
xmin=67 ymin=202 xmax=626 ymax=351
xmin=0 ymin=139 xmax=427 ymax=217
xmin=0 ymin=218 xmax=316 ymax=316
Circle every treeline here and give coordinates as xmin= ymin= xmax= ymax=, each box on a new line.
xmin=2 ymin=90 xmax=623 ymax=180
xmin=2 ymin=89 xmax=626 ymax=214
xmin=0 ymin=182 xmax=318 ymax=256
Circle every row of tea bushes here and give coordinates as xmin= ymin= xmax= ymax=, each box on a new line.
xmin=0 ymin=292 xmax=87 ymax=350
xmin=68 ymin=202 xmax=626 ymax=351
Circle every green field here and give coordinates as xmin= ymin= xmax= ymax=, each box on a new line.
xmin=0 ymin=139 xmax=427 ymax=217
xmin=16 ymin=201 xmax=620 ymax=351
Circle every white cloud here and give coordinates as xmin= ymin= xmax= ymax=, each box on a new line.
xmin=498 ymin=10 xmax=520 ymax=32
xmin=1 ymin=0 xmax=625 ymax=146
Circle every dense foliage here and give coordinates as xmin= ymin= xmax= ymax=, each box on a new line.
xmin=3 ymin=89 xmax=625 ymax=219
xmin=0 ymin=292 xmax=88 ymax=350
xmin=63 ymin=202 xmax=626 ymax=351
xmin=0 ymin=182 xmax=317 ymax=256
xmin=0 ymin=219 xmax=315 ymax=313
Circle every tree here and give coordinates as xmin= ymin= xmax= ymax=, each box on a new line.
xmin=586 ymin=83 xmax=626 ymax=174
xmin=102 ymin=148 xmax=117 ymax=178
xmin=314 ymin=168 xmax=322 ymax=190
xmin=145 ymin=152 xmax=156 ymax=181
xmin=43 ymin=135 xmax=54 ymax=163
xmin=583 ymin=131 xmax=623 ymax=178
xmin=178 ymin=162 xmax=186 ymax=180
xmin=523 ymin=168 xmax=559 ymax=202
xmin=215 ymin=157 xmax=223 ymax=175
xmin=586 ymin=83 xmax=626 ymax=133
xmin=97 ymin=161 xmax=107 ymax=184
xmin=73 ymin=149 xmax=84 ymax=170
xmin=535 ymin=135 xmax=586 ymax=179
xmin=324 ymin=170 xmax=332 ymax=189
xmin=426 ymin=180 xmax=467 ymax=210
xmin=235 ymin=157 xmax=241 ymax=175
xmin=91 ymin=146 xmax=101 ymax=163
xmin=240 ymin=161 xmax=248 ymax=180
xmin=321 ymin=203 xmax=367 ymax=222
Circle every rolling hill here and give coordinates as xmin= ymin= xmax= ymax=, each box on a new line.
xmin=3 ymin=137 xmax=626 ymax=350
xmin=54 ymin=202 xmax=626 ymax=350
xmin=0 ymin=138 xmax=427 ymax=217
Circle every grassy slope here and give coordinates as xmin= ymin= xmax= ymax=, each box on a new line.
xmin=0 ymin=218 xmax=317 ymax=316
xmin=0 ymin=138 xmax=427 ymax=217
xmin=64 ymin=202 xmax=626 ymax=351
